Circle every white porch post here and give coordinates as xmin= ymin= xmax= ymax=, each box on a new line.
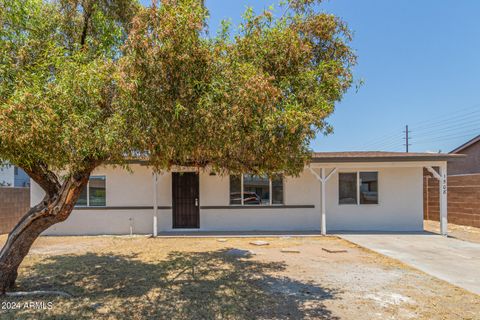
xmin=426 ymin=165 xmax=448 ymax=236
xmin=309 ymin=167 xmax=336 ymax=236
xmin=153 ymin=172 xmax=158 ymax=237
xmin=439 ymin=163 xmax=448 ymax=236
xmin=321 ymin=168 xmax=327 ymax=236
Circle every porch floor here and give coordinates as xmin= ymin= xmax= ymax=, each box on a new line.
xmin=155 ymin=230 xmax=322 ymax=238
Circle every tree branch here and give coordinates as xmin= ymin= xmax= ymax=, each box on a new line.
xmin=80 ymin=1 xmax=93 ymax=47
xmin=21 ymin=163 xmax=60 ymax=197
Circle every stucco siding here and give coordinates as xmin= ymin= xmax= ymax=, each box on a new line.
xmin=327 ymin=167 xmax=424 ymax=231
xmin=158 ymin=170 xmax=320 ymax=231
xmin=44 ymin=210 xmax=154 ymax=236
xmin=199 ymin=172 xmax=229 ymax=206
xmin=197 ymin=208 xmax=320 ymax=231
xmin=31 ymin=164 xmax=425 ymax=235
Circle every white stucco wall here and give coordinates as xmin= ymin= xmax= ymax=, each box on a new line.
xmin=326 ymin=167 xmax=424 ymax=231
xmin=31 ymin=163 xmax=425 ymax=235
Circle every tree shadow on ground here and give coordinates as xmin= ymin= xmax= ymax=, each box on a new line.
xmin=8 ymin=249 xmax=341 ymax=319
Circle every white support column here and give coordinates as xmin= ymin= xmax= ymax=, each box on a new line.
xmin=321 ymin=168 xmax=326 ymax=236
xmin=439 ymin=164 xmax=448 ymax=236
xmin=426 ymin=165 xmax=448 ymax=236
xmin=153 ymin=172 xmax=158 ymax=237
xmin=309 ymin=167 xmax=336 ymax=236
xmin=240 ymin=174 xmax=244 ymax=206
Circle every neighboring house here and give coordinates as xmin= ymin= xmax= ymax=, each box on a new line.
xmin=13 ymin=166 xmax=30 ymax=187
xmin=0 ymin=164 xmax=14 ymax=187
xmin=0 ymin=163 xmax=31 ymax=234
xmin=31 ymin=151 xmax=461 ymax=236
xmin=0 ymin=163 xmax=30 ymax=187
xmin=424 ymin=135 xmax=480 ymax=228
xmin=448 ymin=134 xmax=480 ymax=175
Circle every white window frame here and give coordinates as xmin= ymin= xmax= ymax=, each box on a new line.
xmin=231 ymin=174 xmax=284 ymax=206
xmin=338 ymin=171 xmax=379 ymax=206
xmin=75 ymin=175 xmax=107 ymax=207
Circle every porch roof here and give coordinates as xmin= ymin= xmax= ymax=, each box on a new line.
xmin=311 ymin=151 xmax=463 ymax=163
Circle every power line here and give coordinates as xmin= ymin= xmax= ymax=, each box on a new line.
xmin=365 ymin=136 xmax=403 ymax=150
xmin=359 ymin=103 xmax=480 ymax=151
xmin=411 ymin=113 xmax=480 ymax=132
xmin=407 ymin=103 xmax=480 ymax=129
xmin=413 ymin=131 xmax=479 ymax=144
xmin=361 ymin=131 xmax=401 ymax=148
xmin=412 ymin=123 xmax=480 ymax=138
xmin=375 ymin=137 xmax=406 ymax=151
xmin=360 ymin=128 xmax=404 ymax=150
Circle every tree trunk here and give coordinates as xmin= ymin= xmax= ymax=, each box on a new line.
xmin=0 ymin=171 xmax=91 ymax=295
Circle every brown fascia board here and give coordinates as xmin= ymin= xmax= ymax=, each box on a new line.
xmin=310 ymin=152 xmax=465 ymax=163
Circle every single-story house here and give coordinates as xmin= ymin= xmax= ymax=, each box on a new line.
xmin=448 ymin=134 xmax=480 ymax=175
xmin=31 ymin=152 xmax=461 ymax=236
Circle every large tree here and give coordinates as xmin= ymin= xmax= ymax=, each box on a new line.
xmin=0 ymin=0 xmax=356 ymax=294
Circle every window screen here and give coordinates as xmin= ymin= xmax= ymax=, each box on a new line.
xmin=339 ymin=173 xmax=357 ymax=204
xmin=360 ymin=172 xmax=378 ymax=204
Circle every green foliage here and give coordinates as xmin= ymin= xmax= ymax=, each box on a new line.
xmin=0 ymin=0 xmax=356 ymax=185
xmin=0 ymin=0 xmax=139 ymax=174
xmin=121 ymin=0 xmax=356 ymax=175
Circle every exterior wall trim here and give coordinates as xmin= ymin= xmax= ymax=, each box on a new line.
xmin=73 ymin=205 xmax=317 ymax=210
xmin=74 ymin=206 xmax=172 ymax=210
xmin=200 ymin=205 xmax=315 ymax=209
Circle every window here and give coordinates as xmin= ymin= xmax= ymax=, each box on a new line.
xmin=271 ymin=175 xmax=284 ymax=205
xmin=89 ymin=176 xmax=106 ymax=206
xmin=339 ymin=172 xmax=378 ymax=205
xmin=77 ymin=187 xmax=88 ymax=206
xmin=229 ymin=174 xmax=284 ymax=205
xmin=76 ymin=176 xmax=106 ymax=207
xmin=339 ymin=173 xmax=357 ymax=204
xmin=360 ymin=172 xmax=378 ymax=204
xmin=229 ymin=175 xmax=242 ymax=205
xmin=243 ymin=174 xmax=269 ymax=205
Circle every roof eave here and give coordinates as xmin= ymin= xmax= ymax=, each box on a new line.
xmin=311 ymin=155 xmax=465 ymax=163
xmin=450 ymin=135 xmax=480 ymax=154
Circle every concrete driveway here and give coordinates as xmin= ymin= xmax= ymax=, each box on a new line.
xmin=338 ymin=232 xmax=480 ymax=295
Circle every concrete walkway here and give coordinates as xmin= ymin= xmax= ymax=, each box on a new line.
xmin=338 ymin=232 xmax=480 ymax=295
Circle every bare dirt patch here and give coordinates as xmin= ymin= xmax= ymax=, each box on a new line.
xmin=0 ymin=235 xmax=479 ymax=319
xmin=425 ymin=219 xmax=480 ymax=244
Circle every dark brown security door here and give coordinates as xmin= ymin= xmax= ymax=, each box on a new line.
xmin=172 ymin=172 xmax=199 ymax=228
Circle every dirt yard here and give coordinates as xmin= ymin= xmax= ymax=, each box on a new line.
xmin=0 ymin=235 xmax=479 ymax=319
xmin=425 ymin=219 xmax=480 ymax=244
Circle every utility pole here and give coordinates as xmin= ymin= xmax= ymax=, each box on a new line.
xmin=403 ymin=125 xmax=411 ymax=152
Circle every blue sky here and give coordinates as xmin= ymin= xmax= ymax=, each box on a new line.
xmin=141 ymin=0 xmax=480 ymax=153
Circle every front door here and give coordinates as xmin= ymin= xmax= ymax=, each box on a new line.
xmin=172 ymin=172 xmax=199 ymax=228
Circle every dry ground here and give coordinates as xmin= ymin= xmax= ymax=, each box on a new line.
xmin=425 ymin=220 xmax=480 ymax=244
xmin=0 ymin=235 xmax=479 ymax=320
